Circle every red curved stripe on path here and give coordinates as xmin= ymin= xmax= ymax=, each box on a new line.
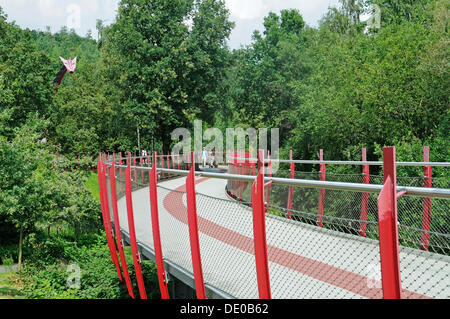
xmin=162 ymin=177 xmax=429 ymax=299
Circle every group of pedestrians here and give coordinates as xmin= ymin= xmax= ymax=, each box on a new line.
xmin=134 ymin=148 xmax=216 ymax=168
xmin=201 ymin=148 xmax=216 ymax=168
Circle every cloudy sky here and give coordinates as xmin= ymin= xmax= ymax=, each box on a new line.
xmin=0 ymin=0 xmax=341 ymax=49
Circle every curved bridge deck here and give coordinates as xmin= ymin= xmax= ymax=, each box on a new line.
xmin=110 ymin=174 xmax=450 ymax=299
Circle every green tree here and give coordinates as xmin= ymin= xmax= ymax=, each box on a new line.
xmin=224 ymin=9 xmax=307 ymax=146
xmin=0 ymin=118 xmax=100 ymax=269
xmin=0 ymin=15 xmax=53 ymax=136
xmin=101 ymin=0 xmax=234 ymax=151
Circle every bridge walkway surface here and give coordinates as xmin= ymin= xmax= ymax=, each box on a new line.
xmin=111 ymin=171 xmax=450 ymax=299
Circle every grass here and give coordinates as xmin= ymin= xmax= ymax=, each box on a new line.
xmin=84 ymin=172 xmax=100 ymax=202
xmin=0 ymin=270 xmax=24 ymax=299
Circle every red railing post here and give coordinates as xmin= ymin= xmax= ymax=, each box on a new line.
xmin=167 ymin=153 xmax=170 ymax=178
xmin=420 ymin=146 xmax=432 ymax=251
xmin=252 ymin=160 xmax=256 ymax=176
xmin=172 ymin=152 xmax=175 ymax=172
xmin=235 ymin=151 xmax=239 ymax=199
xmin=377 ymin=146 xmax=402 ymax=299
xmin=239 ymin=151 xmax=243 ymax=202
xmin=236 ymin=151 xmax=242 ymax=202
xmin=161 ymin=155 xmax=165 ymax=180
xmin=119 ymin=152 xmax=123 ymax=195
xmin=265 ymin=151 xmax=272 ymax=210
xmin=229 ymin=151 xmax=234 ymax=196
xmin=109 ymin=159 xmax=136 ymax=299
xmin=317 ymin=149 xmax=326 ymax=227
xmin=133 ymin=154 xmax=138 ymax=188
xmin=97 ymin=159 xmax=123 ymax=283
xmin=360 ymin=148 xmax=370 ymax=237
xmin=149 ymin=152 xmax=170 ymax=299
xmin=186 ymin=151 xmax=207 ymax=299
xmin=141 ymin=152 xmax=145 ymax=184
xmin=233 ymin=152 xmax=237 ymax=197
xmin=125 ymin=157 xmax=148 ymax=299
xmin=287 ymin=150 xmax=295 ymax=219
xmin=251 ymin=149 xmax=272 ymax=299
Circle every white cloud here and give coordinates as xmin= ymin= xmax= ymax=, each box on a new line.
xmin=227 ymin=0 xmax=270 ymax=20
xmin=226 ymin=0 xmax=338 ymax=23
xmin=225 ymin=0 xmax=341 ymax=48
xmin=39 ymin=0 xmax=64 ymax=19
xmin=0 ymin=0 xmax=340 ymax=48
xmin=1 ymin=0 xmax=27 ymax=6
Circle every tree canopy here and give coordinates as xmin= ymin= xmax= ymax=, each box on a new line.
xmin=2 ymin=0 xmax=446 ymax=161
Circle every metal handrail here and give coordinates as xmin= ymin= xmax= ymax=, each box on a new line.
xmin=106 ymin=154 xmax=450 ymax=167
xmin=108 ymin=164 xmax=450 ymax=200
xmin=226 ymin=156 xmax=450 ymax=167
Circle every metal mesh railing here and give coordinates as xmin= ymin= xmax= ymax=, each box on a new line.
xmin=157 ymin=186 xmax=194 ymax=278
xmin=227 ymin=163 xmax=450 ymax=256
xmin=128 ymin=182 xmax=260 ymax=298
xmin=265 ymin=200 xmax=383 ymax=299
xmin=195 ymin=192 xmax=259 ymax=298
xmin=266 ymin=199 xmax=450 ymax=299
xmin=163 ymin=178 xmax=449 ymax=299
xmin=102 ymin=154 xmax=449 ymax=299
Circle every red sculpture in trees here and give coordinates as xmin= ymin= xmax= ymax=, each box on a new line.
xmin=54 ymin=56 xmax=77 ymax=92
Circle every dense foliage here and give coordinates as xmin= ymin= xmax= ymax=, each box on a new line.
xmin=100 ymin=0 xmax=234 ymax=151
xmin=20 ymin=234 xmax=160 ymax=299
xmin=221 ymin=0 xmax=448 ymax=167
xmin=2 ymin=1 xmax=447 ymax=161
xmin=0 ymin=0 xmax=448 ymax=299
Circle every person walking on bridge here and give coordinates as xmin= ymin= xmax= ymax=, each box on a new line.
xmin=141 ymin=149 xmax=147 ymax=165
xmin=202 ymin=147 xmax=208 ymax=168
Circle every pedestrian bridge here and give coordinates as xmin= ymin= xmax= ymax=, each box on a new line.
xmin=97 ymin=148 xmax=450 ymax=299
